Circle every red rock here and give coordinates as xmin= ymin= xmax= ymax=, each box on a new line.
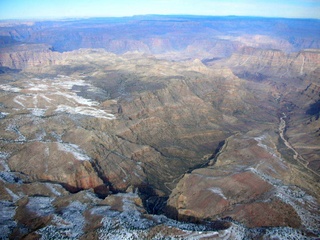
xmin=8 ymin=141 xmax=106 ymax=193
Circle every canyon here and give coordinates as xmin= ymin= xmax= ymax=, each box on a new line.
xmin=0 ymin=16 xmax=319 ymax=239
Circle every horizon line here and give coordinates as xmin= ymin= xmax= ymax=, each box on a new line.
xmin=1 ymin=14 xmax=320 ymax=22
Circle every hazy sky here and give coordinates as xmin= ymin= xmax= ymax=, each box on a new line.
xmin=0 ymin=0 xmax=319 ymax=20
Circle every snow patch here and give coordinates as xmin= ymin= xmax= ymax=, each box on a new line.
xmin=6 ymin=124 xmax=26 ymax=142
xmin=254 ymin=135 xmax=281 ymax=160
xmin=52 ymin=78 xmax=89 ymax=89
xmin=30 ymin=108 xmax=47 ymax=117
xmin=34 ymin=128 xmax=47 ymax=141
xmin=0 ymin=112 xmax=9 ymax=119
xmin=0 ymin=152 xmax=10 ymax=171
xmin=27 ymin=84 xmax=49 ymax=91
xmin=13 ymin=95 xmax=26 ymax=107
xmin=254 ymin=134 xmax=288 ymax=170
xmin=26 ymin=196 xmax=55 ymax=216
xmin=40 ymin=201 xmax=87 ymax=239
xmin=221 ymin=224 xmax=247 ymax=240
xmin=248 ymin=226 xmax=316 ymax=240
xmin=247 ymin=167 xmax=319 ymax=231
xmin=208 ymin=187 xmax=227 ymax=200
xmin=55 ymin=104 xmax=116 ymax=119
xmin=57 ymin=142 xmax=91 ymax=161
xmin=0 ymin=201 xmax=17 ymax=239
xmin=50 ymin=131 xmax=62 ymax=142
xmin=39 ymin=94 xmax=53 ymax=103
xmin=5 ymin=187 xmax=20 ymax=201
xmin=276 ymin=186 xmax=320 ymax=231
xmin=5 ymin=76 xmax=116 ymax=120
xmin=0 ymin=160 xmax=10 ymax=172
xmin=0 ymin=84 xmax=21 ymax=92
xmin=45 ymin=183 xmax=63 ymax=196
xmin=0 ymin=172 xmax=22 ymax=184
xmin=55 ymin=91 xmax=99 ymax=106
xmin=96 ymin=192 xmax=220 ymax=239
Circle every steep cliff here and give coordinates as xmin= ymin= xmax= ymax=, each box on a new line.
xmin=0 ymin=43 xmax=63 ymax=69
xmin=220 ymin=47 xmax=320 ymax=80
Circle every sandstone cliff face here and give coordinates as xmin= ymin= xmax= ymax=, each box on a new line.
xmin=0 ymin=44 xmax=63 ymax=69
xmin=222 ymin=47 xmax=320 ymax=79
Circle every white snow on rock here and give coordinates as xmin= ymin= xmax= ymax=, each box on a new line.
xmin=0 ymin=112 xmax=9 ymax=119
xmin=219 ymin=224 xmax=247 ymax=240
xmin=5 ymin=75 xmax=116 ymax=119
xmin=55 ymin=90 xmax=99 ymax=106
xmin=57 ymin=142 xmax=91 ymax=161
xmin=0 ymin=84 xmax=21 ymax=92
xmin=13 ymin=95 xmax=26 ymax=107
xmin=5 ymin=187 xmax=20 ymax=201
xmin=247 ymin=166 xmax=319 ymax=231
xmin=45 ymin=183 xmax=64 ymax=196
xmin=208 ymin=187 xmax=227 ymax=200
xmin=0 ymin=171 xmax=22 ymax=184
xmin=0 ymin=201 xmax=17 ymax=239
xmin=55 ymin=104 xmax=116 ymax=119
xmin=27 ymin=84 xmax=49 ymax=91
xmin=254 ymin=135 xmax=283 ymax=162
xmin=256 ymin=227 xmax=311 ymax=240
xmin=0 ymin=152 xmax=10 ymax=171
xmin=26 ymin=196 xmax=55 ymax=216
xmin=52 ymin=77 xmax=89 ymax=89
xmin=38 ymin=201 xmax=87 ymax=239
xmin=6 ymin=124 xmax=26 ymax=142
xmin=276 ymin=186 xmax=320 ymax=231
xmin=1 ymin=190 xmax=311 ymax=239
xmin=30 ymin=108 xmax=47 ymax=117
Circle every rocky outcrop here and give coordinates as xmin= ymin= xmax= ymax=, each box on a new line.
xmin=0 ymin=43 xmax=63 ymax=69
xmin=166 ymin=133 xmax=320 ymax=228
xmin=8 ymin=141 xmax=108 ymax=194
xmin=221 ymin=47 xmax=320 ymax=79
xmin=0 ymin=187 xmax=239 ymax=240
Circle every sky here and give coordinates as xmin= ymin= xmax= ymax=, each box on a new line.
xmin=0 ymin=0 xmax=319 ymax=20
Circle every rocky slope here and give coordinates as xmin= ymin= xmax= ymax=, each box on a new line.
xmin=166 ymin=133 xmax=319 ymax=229
xmin=1 ymin=50 xmax=275 ymax=195
xmin=0 ymin=49 xmax=319 ymax=238
xmin=0 ymin=43 xmax=63 ymax=69
xmin=218 ymin=47 xmax=320 ymax=80
xmin=212 ymin=47 xmax=320 ymax=173
xmin=0 ymin=16 xmax=319 ymax=239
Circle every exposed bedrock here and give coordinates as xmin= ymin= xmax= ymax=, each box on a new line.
xmin=7 ymin=141 xmax=109 ymax=195
xmin=166 ymin=133 xmax=320 ymax=228
xmin=216 ymin=47 xmax=320 ymax=81
xmin=0 ymin=48 xmax=319 ymax=235
xmin=0 ymin=16 xmax=320 ymax=238
xmin=0 ymin=44 xmax=63 ymax=69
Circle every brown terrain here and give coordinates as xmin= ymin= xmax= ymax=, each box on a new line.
xmin=0 ymin=16 xmax=319 ymax=239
